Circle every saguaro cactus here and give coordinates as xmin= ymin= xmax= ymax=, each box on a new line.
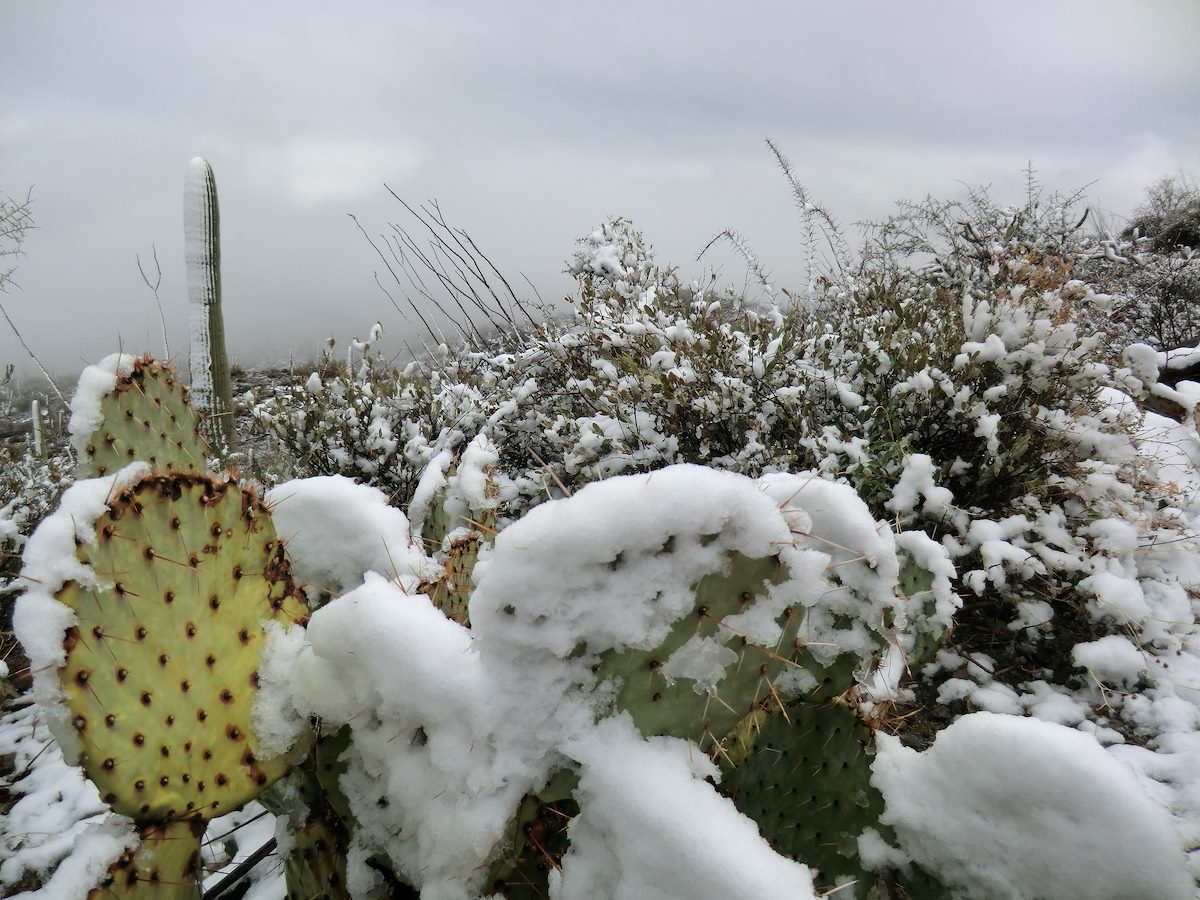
xmin=183 ymin=157 xmax=234 ymax=452
xmin=30 ymin=398 xmax=45 ymax=457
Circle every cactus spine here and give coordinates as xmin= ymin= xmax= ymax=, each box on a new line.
xmin=184 ymin=157 xmax=234 ymax=452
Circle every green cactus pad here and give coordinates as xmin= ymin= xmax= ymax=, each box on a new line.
xmin=597 ymin=550 xmax=802 ymax=750
xmin=721 ymin=698 xmax=880 ymax=897
xmin=485 ymin=795 xmax=576 ymax=900
xmin=79 ymin=357 xmax=209 ymax=478
xmin=313 ymin=726 xmax=353 ymax=825
xmin=56 ymin=471 xmax=309 ymax=824
xmin=283 ymin=815 xmax=351 ymax=900
xmin=898 ymin=553 xmax=947 ymax=672
xmin=88 ymin=820 xmax=204 ymax=899
xmin=419 ymin=531 xmax=483 ymax=626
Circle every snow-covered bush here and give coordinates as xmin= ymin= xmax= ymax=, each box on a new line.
xmin=0 ymin=445 xmax=70 ymax=692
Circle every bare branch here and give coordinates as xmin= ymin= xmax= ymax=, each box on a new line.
xmin=136 ymin=243 xmax=170 ymax=359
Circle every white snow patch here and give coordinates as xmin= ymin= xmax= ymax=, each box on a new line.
xmin=67 ymin=353 xmax=137 ymax=461
xmin=872 ymin=712 xmax=1193 ymax=899
xmin=552 ymin=716 xmax=816 ymax=900
xmin=265 ymin=474 xmax=436 ymax=596
xmin=1072 ymin=634 xmax=1147 ymax=688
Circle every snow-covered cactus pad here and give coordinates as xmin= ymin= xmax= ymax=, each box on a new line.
xmin=69 ymin=354 xmax=209 ymax=478
xmin=18 ymin=470 xmax=309 ymax=823
xmin=468 ymin=465 xmax=894 ymax=750
xmin=278 ymin=463 xmax=908 ymax=898
xmin=410 ymin=438 xmax=502 ymax=625
xmin=590 ymin=550 xmax=795 ymax=747
xmin=184 ymin=156 xmax=234 ymax=451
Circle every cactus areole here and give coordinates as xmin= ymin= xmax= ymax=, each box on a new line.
xmin=183 ymin=157 xmax=234 ymax=452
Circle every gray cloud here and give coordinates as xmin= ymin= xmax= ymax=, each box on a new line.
xmin=2 ymin=0 xmax=1198 ymax=376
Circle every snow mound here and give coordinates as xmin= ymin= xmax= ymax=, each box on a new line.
xmin=265 ymin=474 xmax=437 ymax=596
xmin=66 ymin=353 xmax=137 ymax=460
xmin=872 ymin=711 xmax=1193 ymax=899
xmin=553 ymin=716 xmax=816 ymax=900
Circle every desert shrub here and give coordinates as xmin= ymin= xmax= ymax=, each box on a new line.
xmin=1123 ymin=173 xmax=1200 ymax=252
xmin=0 ymin=445 xmax=71 ymax=691
xmin=1090 ymin=173 xmax=1200 ymax=350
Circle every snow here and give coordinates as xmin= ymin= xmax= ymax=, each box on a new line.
xmin=1123 ymin=342 xmax=1161 ymax=384
xmin=1072 ymin=634 xmax=1147 ymax=688
xmin=1079 ymin=569 xmax=1150 ymax=623
xmin=886 ymin=452 xmax=954 ymax=517
xmin=265 ymin=474 xmax=437 ymax=596
xmin=872 ymin=712 xmax=1194 ymax=900
xmin=552 ymin=716 xmax=816 ymax=900
xmin=439 ymin=434 xmax=500 ymax=537
xmin=253 ymin=622 xmax=311 ymax=759
xmin=407 ymin=448 xmax=454 ymax=541
xmin=9 ymin=819 xmax=138 ymax=900
xmin=757 ymin=471 xmax=902 ymax=665
xmin=287 ymin=573 xmax=515 ymax=899
xmin=66 ymin=352 xmax=136 ymax=461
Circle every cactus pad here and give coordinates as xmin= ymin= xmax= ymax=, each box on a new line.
xmin=78 ymin=357 xmax=209 ymax=478
xmin=899 ymin=553 xmax=947 ymax=671
xmin=721 ymin=698 xmax=880 ymax=896
xmin=88 ymin=821 xmax=205 ymax=899
xmin=485 ymin=795 xmax=575 ymax=900
xmin=55 ymin=471 xmax=309 ymax=824
xmin=419 ymin=531 xmax=483 ymax=626
xmin=596 ymin=550 xmax=801 ymax=749
xmin=283 ymin=815 xmax=351 ymax=900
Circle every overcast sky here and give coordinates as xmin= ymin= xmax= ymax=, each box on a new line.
xmin=2 ymin=0 xmax=1198 ymax=379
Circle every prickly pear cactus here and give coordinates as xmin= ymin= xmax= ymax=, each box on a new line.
xmin=29 ymin=469 xmax=313 ymax=897
xmin=898 ymin=551 xmax=949 ymax=671
xmin=413 ymin=439 xmax=501 ymax=627
xmin=721 ymin=697 xmax=880 ymax=895
xmin=74 ymin=356 xmax=209 ymax=478
xmin=484 ymin=795 xmax=576 ymax=900
xmin=259 ymin=732 xmax=354 ymax=900
xmin=283 ymin=815 xmax=351 ymax=900
xmin=419 ymin=530 xmax=484 ymax=626
xmin=88 ymin=821 xmax=206 ymax=900
xmin=596 ymin=549 xmax=799 ymax=749
xmin=56 ymin=472 xmax=308 ymax=823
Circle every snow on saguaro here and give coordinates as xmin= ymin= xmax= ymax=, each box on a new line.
xmin=184 ymin=157 xmax=217 ymax=414
xmin=183 ymin=155 xmax=234 ymax=448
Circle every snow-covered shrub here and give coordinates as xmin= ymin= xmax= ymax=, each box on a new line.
xmin=1102 ymin=248 xmax=1200 ymax=350
xmin=0 ymin=446 xmax=70 ymax=694
xmin=1085 ymin=173 xmax=1200 ymax=351
xmin=250 ymin=329 xmax=459 ymax=500
xmin=251 ymin=219 xmax=830 ymax=513
xmin=1124 ymin=172 xmax=1200 ymax=253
